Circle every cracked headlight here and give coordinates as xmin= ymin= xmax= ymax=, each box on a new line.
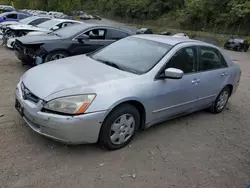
xmin=43 ymin=94 xmax=96 ymax=115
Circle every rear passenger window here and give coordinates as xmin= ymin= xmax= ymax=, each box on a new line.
xmin=106 ymin=29 xmax=130 ymax=40
xmin=6 ymin=14 xmax=17 ymax=19
xmin=19 ymin=14 xmax=29 ymax=19
xmin=199 ymin=46 xmax=227 ymax=71
xmin=30 ymin=18 xmax=50 ymax=25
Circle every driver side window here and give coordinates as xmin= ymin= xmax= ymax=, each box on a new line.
xmin=84 ymin=29 xmax=106 ymax=40
xmin=6 ymin=14 xmax=17 ymax=19
xmin=166 ymin=46 xmax=198 ymax=74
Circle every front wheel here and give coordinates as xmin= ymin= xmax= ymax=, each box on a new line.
xmin=209 ymin=86 xmax=230 ymax=114
xmin=44 ymin=51 xmax=69 ymax=62
xmin=99 ymin=104 xmax=140 ymax=150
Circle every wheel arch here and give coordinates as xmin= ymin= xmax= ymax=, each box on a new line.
xmin=226 ymin=84 xmax=233 ymax=96
xmin=103 ymin=98 xmax=147 ymax=131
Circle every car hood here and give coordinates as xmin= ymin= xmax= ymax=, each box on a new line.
xmin=22 ymin=55 xmax=135 ymax=99
xmin=18 ymin=34 xmax=61 ymax=44
xmin=8 ymin=24 xmax=49 ymax=32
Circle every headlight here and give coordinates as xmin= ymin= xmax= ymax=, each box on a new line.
xmin=43 ymin=94 xmax=96 ymax=115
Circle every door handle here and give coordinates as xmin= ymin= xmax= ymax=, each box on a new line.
xmin=192 ymin=79 xmax=200 ymax=84
xmin=221 ymin=72 xmax=228 ymax=77
xmin=192 ymin=80 xmax=197 ymax=84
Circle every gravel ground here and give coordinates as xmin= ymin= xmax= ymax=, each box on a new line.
xmin=0 ymin=46 xmax=250 ymax=188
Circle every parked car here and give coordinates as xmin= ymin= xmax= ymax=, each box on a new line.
xmin=80 ymin=14 xmax=91 ymax=20
xmin=0 ymin=5 xmax=14 ymax=13
xmin=0 ymin=11 xmax=30 ymax=23
xmin=0 ymin=16 xmax=51 ymax=36
xmin=3 ymin=19 xmax=82 ymax=49
xmin=47 ymin=11 xmax=64 ymax=18
xmin=93 ymin=15 xmax=102 ymax=20
xmin=160 ymin=31 xmax=172 ymax=36
xmin=15 ymin=35 xmax=241 ymax=150
xmin=136 ymin=28 xmax=153 ymax=34
xmin=224 ymin=38 xmax=249 ymax=52
xmin=14 ymin=23 xmax=133 ymax=65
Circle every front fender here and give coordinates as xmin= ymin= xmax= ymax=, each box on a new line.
xmin=107 ymin=97 xmax=144 ymax=111
xmin=41 ymin=43 xmax=71 ymax=55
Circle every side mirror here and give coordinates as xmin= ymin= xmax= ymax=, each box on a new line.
xmin=76 ymin=34 xmax=89 ymax=43
xmin=164 ymin=68 xmax=184 ymax=79
xmin=51 ymin=25 xmax=59 ymax=31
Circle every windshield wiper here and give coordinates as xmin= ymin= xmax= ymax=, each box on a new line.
xmin=94 ymin=58 xmax=124 ymax=71
xmin=91 ymin=57 xmax=140 ymax=74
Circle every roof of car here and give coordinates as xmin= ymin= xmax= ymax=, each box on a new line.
xmin=132 ymin=34 xmax=216 ymax=47
xmin=133 ymin=34 xmax=195 ymax=45
xmin=54 ymin=18 xmax=82 ymax=23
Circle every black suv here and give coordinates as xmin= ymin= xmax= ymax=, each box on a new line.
xmin=224 ymin=38 xmax=249 ymax=52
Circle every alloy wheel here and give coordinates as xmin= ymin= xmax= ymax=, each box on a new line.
xmin=110 ymin=114 xmax=135 ymax=145
xmin=50 ymin=54 xmax=66 ymax=61
xmin=216 ymin=90 xmax=229 ymax=111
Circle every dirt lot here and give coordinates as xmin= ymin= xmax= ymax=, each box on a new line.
xmin=0 ymin=46 xmax=249 ymax=188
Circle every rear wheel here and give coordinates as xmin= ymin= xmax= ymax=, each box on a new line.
xmin=209 ymin=86 xmax=230 ymax=114
xmin=99 ymin=104 xmax=140 ymax=150
xmin=44 ymin=51 xmax=69 ymax=62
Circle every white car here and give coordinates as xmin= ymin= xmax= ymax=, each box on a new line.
xmin=3 ymin=19 xmax=82 ymax=48
xmin=47 ymin=11 xmax=64 ymax=18
xmin=0 ymin=16 xmax=50 ymax=41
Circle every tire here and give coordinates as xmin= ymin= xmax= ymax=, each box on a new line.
xmin=44 ymin=51 xmax=69 ymax=62
xmin=209 ymin=86 xmax=230 ymax=114
xmin=224 ymin=44 xmax=228 ymax=49
xmin=235 ymin=46 xmax=241 ymax=52
xmin=99 ymin=104 xmax=140 ymax=150
xmin=244 ymin=48 xmax=248 ymax=52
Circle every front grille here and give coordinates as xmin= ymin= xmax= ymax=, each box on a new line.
xmin=14 ymin=39 xmax=24 ymax=51
xmin=21 ymin=82 xmax=40 ymax=104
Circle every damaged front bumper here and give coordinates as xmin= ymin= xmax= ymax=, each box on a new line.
xmin=13 ymin=41 xmax=46 ymax=66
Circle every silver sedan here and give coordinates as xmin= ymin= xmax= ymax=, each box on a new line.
xmin=15 ymin=35 xmax=241 ymax=150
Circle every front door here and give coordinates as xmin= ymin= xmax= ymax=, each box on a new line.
xmin=70 ymin=28 xmax=114 ymax=55
xmin=150 ymin=46 xmax=202 ymax=122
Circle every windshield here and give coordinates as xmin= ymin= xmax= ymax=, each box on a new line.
xmin=37 ymin=19 xmax=60 ymax=29
xmin=19 ymin=16 xmax=36 ymax=24
xmin=91 ymin=37 xmax=172 ymax=74
xmin=52 ymin=23 xmax=86 ymax=38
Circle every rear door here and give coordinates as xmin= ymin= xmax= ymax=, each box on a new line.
xmin=105 ymin=28 xmax=131 ymax=41
xmin=70 ymin=28 xmax=108 ymax=55
xmin=196 ymin=46 xmax=229 ymax=106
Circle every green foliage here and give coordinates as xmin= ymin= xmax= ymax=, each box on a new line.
xmin=0 ymin=0 xmax=249 ymax=35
